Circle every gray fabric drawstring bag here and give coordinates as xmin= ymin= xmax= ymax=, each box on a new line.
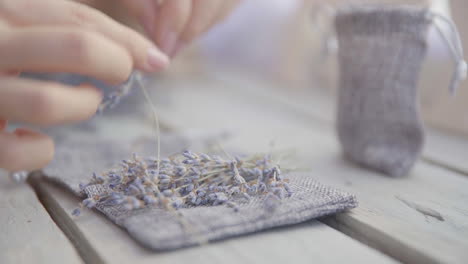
xmin=335 ymin=5 xmax=466 ymax=177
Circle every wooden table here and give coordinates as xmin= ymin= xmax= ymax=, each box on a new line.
xmin=2 ymin=71 xmax=468 ymax=264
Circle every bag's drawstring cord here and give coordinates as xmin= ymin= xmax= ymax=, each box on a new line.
xmin=427 ymin=12 xmax=467 ymax=95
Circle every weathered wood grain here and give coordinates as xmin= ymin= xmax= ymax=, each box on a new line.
xmin=0 ymin=171 xmax=82 ymax=264
xmin=209 ymin=72 xmax=468 ymax=179
xmin=35 ymin=180 xmax=397 ymax=264
xmin=153 ymin=74 xmax=468 ymax=264
xmin=424 ymin=129 xmax=468 ymax=176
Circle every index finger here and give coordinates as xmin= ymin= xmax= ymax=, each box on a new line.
xmin=0 ymin=0 xmax=169 ymax=72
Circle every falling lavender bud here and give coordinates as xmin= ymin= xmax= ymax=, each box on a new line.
xmin=71 ymin=208 xmax=81 ymax=217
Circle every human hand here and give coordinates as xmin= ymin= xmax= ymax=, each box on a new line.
xmin=0 ymin=0 xmax=169 ymax=172
xmin=121 ymin=0 xmax=240 ymax=57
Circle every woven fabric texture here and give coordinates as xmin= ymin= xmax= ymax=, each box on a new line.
xmin=335 ymin=5 xmax=431 ymax=177
xmin=43 ymin=134 xmax=357 ymax=251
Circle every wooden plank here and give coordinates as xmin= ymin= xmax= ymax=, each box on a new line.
xmin=222 ymin=72 xmax=468 ymax=178
xmin=0 ymin=171 xmax=82 ymax=264
xmin=424 ymin=129 xmax=468 ymax=176
xmin=35 ymin=179 xmax=397 ymax=264
xmin=206 ymin=72 xmax=468 ymax=178
xmin=152 ymin=75 xmax=468 ymax=264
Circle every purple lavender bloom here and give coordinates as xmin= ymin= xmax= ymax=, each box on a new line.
xmin=185 ymin=184 xmax=195 ymax=192
xmin=182 ymin=159 xmax=197 ymax=165
xmin=247 ymin=185 xmax=258 ymax=195
xmin=126 ymin=184 xmax=141 ymax=195
xmin=92 ymin=172 xmax=105 ymax=183
xmin=143 ymin=195 xmax=157 ymax=205
xmin=162 ymin=189 xmax=173 ymax=197
xmin=190 ymin=167 xmax=201 ymax=175
xmin=272 ymin=187 xmax=286 ymax=199
xmin=159 ymin=179 xmax=171 ymax=184
xmin=79 ymin=183 xmax=88 ymax=190
xmin=158 ymin=174 xmax=170 ymax=180
xmin=200 ymin=153 xmax=211 ymax=161
xmin=253 ymin=168 xmax=262 ymax=176
xmin=229 ymin=186 xmax=240 ymax=195
xmin=171 ymin=197 xmax=184 ymax=209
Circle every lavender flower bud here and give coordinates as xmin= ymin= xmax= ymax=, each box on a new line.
xmin=159 ymin=179 xmax=171 ymax=184
xmin=272 ymin=187 xmax=286 ymax=199
xmin=258 ymin=182 xmax=267 ymax=193
xmin=200 ymin=153 xmax=211 ymax=161
xmin=71 ymin=208 xmax=81 ymax=217
xmin=158 ymin=174 xmax=170 ymax=180
xmin=171 ymin=197 xmax=184 ymax=209
xmin=162 ymin=189 xmax=173 ymax=197
xmin=143 ymin=195 xmax=157 ymax=205
xmin=82 ymin=198 xmax=96 ymax=209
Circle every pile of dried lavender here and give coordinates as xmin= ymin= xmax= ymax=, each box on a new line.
xmin=72 ymin=150 xmax=291 ymax=216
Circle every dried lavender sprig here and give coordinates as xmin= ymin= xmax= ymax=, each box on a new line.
xmin=74 ymin=151 xmax=291 ymax=214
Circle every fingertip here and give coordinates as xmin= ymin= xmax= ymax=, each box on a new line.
xmin=145 ymin=47 xmax=170 ymax=72
xmin=14 ymin=129 xmax=55 ymax=169
xmin=0 ymin=130 xmax=54 ymax=171
xmin=74 ymin=84 xmax=104 ymax=120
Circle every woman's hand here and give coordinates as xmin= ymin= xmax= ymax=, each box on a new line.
xmin=121 ymin=0 xmax=240 ymax=57
xmin=0 ymin=0 xmax=169 ymax=172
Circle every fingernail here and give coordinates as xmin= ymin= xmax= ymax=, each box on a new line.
xmin=161 ymin=31 xmax=178 ymax=56
xmin=147 ymin=48 xmax=170 ymax=71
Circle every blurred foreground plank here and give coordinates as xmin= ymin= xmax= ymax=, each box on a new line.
xmin=0 ymin=172 xmax=82 ymax=264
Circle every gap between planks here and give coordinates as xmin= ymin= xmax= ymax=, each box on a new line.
xmin=0 ymin=171 xmax=82 ymax=264
xmin=35 ymin=179 xmax=398 ymax=264
xmin=28 ymin=172 xmax=105 ymax=264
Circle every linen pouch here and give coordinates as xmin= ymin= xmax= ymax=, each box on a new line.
xmin=335 ymin=5 xmax=466 ymax=177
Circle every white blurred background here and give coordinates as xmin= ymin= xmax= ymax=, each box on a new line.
xmin=98 ymin=0 xmax=468 ymax=137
